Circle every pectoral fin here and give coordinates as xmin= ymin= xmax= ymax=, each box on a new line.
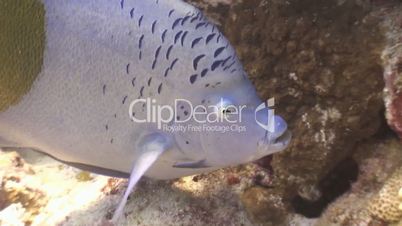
xmin=111 ymin=133 xmax=170 ymax=223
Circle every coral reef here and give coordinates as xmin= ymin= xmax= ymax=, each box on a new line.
xmin=369 ymin=166 xmax=402 ymax=222
xmin=0 ymin=151 xmax=47 ymax=225
xmin=0 ymin=148 xmax=274 ymax=225
xmin=316 ymin=137 xmax=402 ymax=225
xmin=188 ymin=0 xmax=386 ymax=200
xmin=186 ymin=1 xmax=402 ymax=225
xmin=0 ymin=150 xmax=112 ymax=225
xmin=383 ymin=8 xmax=402 ymax=139
xmin=240 ymin=187 xmax=288 ymax=225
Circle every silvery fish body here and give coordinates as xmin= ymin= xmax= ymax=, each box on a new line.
xmin=0 ymin=0 xmax=290 ymax=182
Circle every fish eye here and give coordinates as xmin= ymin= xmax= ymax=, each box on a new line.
xmin=216 ymin=99 xmax=235 ymax=115
xmin=222 ymin=108 xmax=232 ymax=114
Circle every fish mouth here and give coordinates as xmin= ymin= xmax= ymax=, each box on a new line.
xmin=273 ymin=130 xmax=292 ymax=145
xmin=256 ymin=130 xmax=291 ymax=159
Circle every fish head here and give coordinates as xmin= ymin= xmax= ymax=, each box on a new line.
xmin=172 ymin=74 xmax=291 ymax=168
xmin=161 ymin=22 xmax=292 ymax=169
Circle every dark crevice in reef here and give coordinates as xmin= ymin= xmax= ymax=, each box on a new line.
xmin=291 ymin=109 xmax=396 ymax=219
xmin=291 ymin=157 xmax=359 ymax=218
xmin=372 ymin=108 xmax=400 ymax=140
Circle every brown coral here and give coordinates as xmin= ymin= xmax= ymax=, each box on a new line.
xmin=383 ymin=26 xmax=402 ymax=139
xmin=369 ymin=166 xmax=402 ymax=222
xmin=399 ymin=187 xmax=402 ymax=211
xmin=189 ymin=0 xmax=386 ymax=201
xmin=1 ymin=175 xmax=47 ymax=217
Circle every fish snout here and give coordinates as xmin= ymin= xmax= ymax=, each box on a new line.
xmin=271 ymin=115 xmax=289 ymax=143
xmin=255 ymin=114 xmax=291 ymax=158
xmin=254 ymin=109 xmax=288 ymax=139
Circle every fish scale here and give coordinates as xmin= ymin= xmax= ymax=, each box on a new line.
xmin=118 ymin=0 xmax=242 ymax=128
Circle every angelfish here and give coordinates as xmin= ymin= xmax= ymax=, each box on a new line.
xmin=0 ymin=0 xmax=291 ymax=222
